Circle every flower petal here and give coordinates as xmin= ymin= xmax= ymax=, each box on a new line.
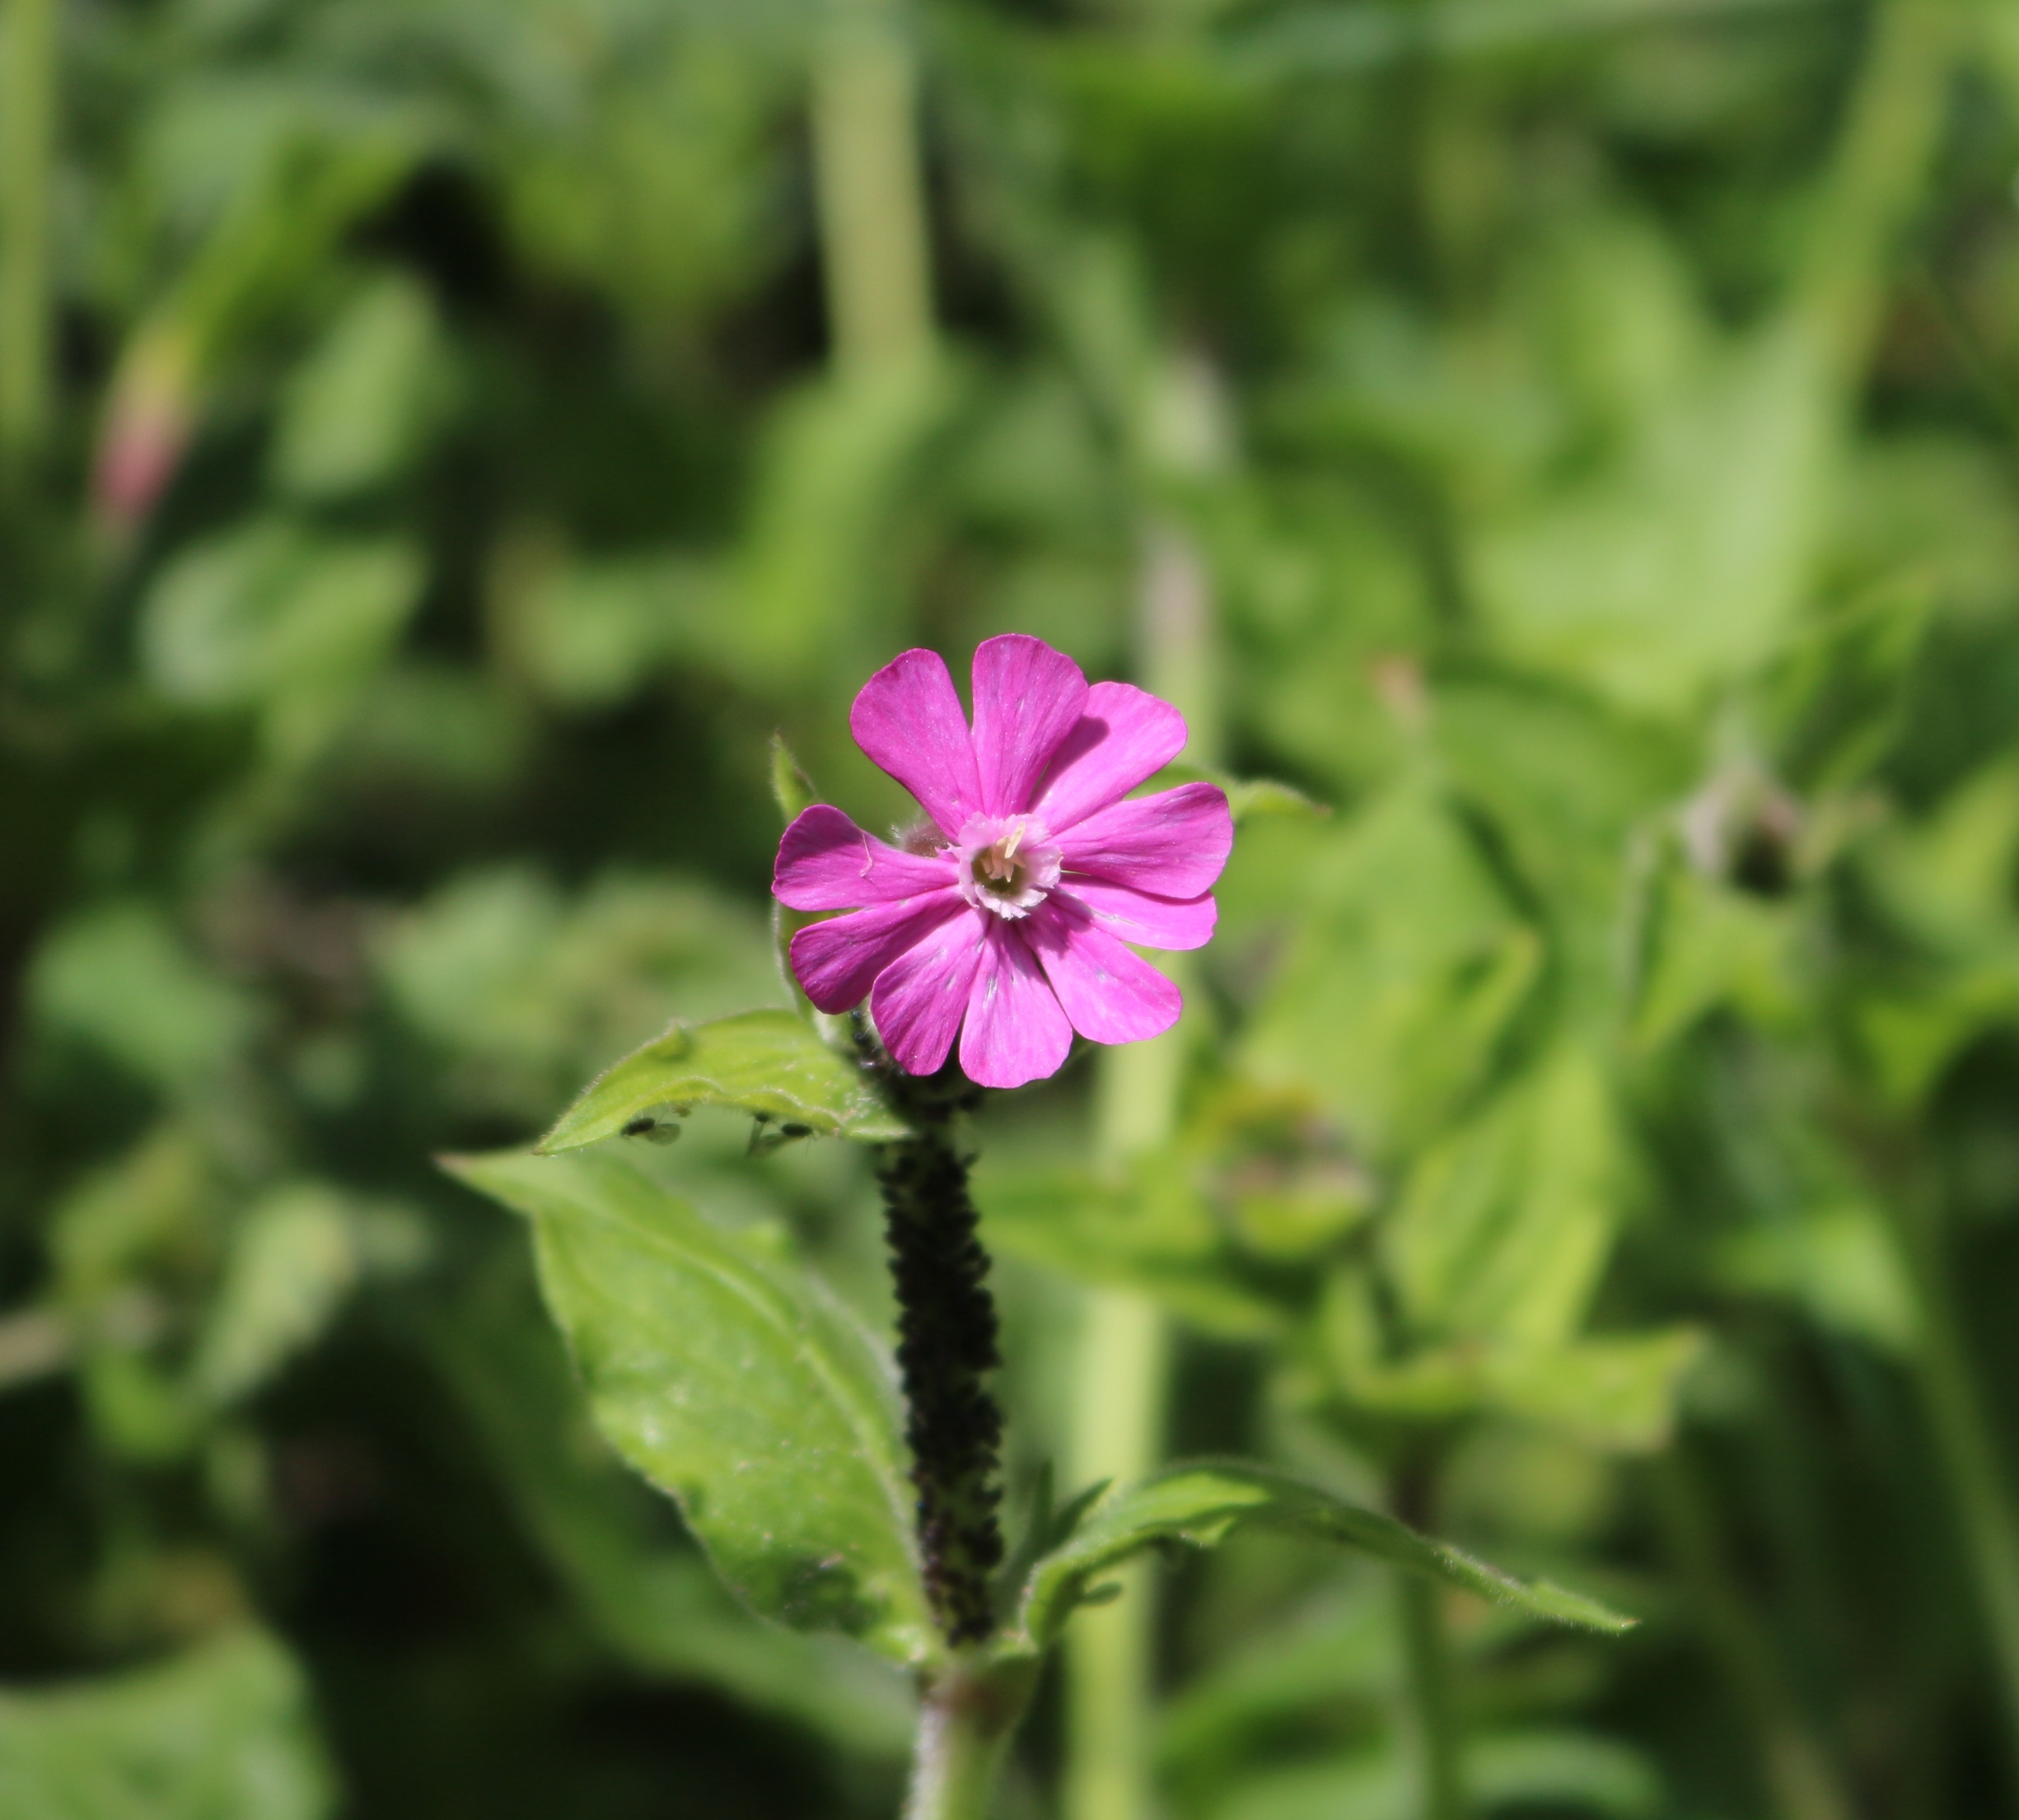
xmin=850 ymin=648 xmax=985 ymax=838
xmin=970 ymin=634 xmax=1089 ymax=816
xmin=959 ymin=922 xmax=1073 ymax=1089
xmin=1050 ymin=878 xmax=1217 ymax=951
xmin=1025 ymin=902 xmax=1183 ymax=1046
xmin=1029 ymin=682 xmax=1188 ymax=833
xmin=774 ymin=804 xmax=957 ymax=910
xmin=789 ymin=890 xmax=965 ymax=1014
xmin=1057 ymin=782 xmax=1233 ymax=899
xmin=870 ymin=906 xmax=989 ymax=1075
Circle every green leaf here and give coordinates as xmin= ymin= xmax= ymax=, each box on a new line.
xmin=428 ymin=1259 xmax=912 ymax=1753
xmin=769 ymin=734 xmax=817 ymax=824
xmin=190 ymin=1184 xmax=360 ymax=1406
xmin=1628 ymin=860 xmax=1800 ymax=1052
xmin=270 ymin=271 xmax=454 ymax=500
xmin=0 ymin=1629 xmax=334 ymax=1820
xmin=29 ymin=905 xmax=255 ymax=1092
xmin=1165 ymin=763 xmax=1331 ymax=827
xmin=1009 ymin=1462 xmax=1632 ymax=1653
xmin=1480 ymin=1332 xmax=1702 ymax=1453
xmin=139 ymin=517 xmax=427 ymax=765
xmin=500 ymin=547 xmax=720 ymax=710
xmin=378 ymin=868 xmax=780 ymax=1123
xmin=1316 ymin=1290 xmax=1703 ymax=1453
xmin=1242 ymin=783 xmax=1541 ymax=1160
xmin=1716 ymin=1202 xmax=1918 ymax=1354
xmin=1386 ymin=1045 xmax=1622 ymax=1352
xmin=978 ymin=1159 xmax=1293 ymax=1338
xmin=442 ymin=1150 xmax=932 ymax=1664
xmin=1472 ymin=313 xmax=1833 ymax=717
xmin=537 ymin=1010 xmax=906 ymax=1151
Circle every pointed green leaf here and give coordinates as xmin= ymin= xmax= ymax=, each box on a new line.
xmin=1010 ymin=1462 xmax=1631 ymax=1653
xmin=537 ymin=1010 xmax=906 ymax=1152
xmin=428 ymin=1264 xmax=912 ymax=1751
xmin=769 ymin=734 xmax=817 ymax=824
xmin=442 ymin=1150 xmax=932 ymax=1664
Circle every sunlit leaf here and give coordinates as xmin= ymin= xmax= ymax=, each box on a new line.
xmin=537 ymin=1010 xmax=906 ymax=1151
xmin=442 ymin=1150 xmax=933 ymax=1664
xmin=429 ymin=1261 xmax=912 ymax=1751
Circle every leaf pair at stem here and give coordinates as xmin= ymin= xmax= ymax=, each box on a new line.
xmin=447 ymin=1007 xmax=1629 ymax=1812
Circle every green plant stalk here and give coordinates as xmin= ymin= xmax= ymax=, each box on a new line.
xmin=1889 ymin=1194 xmax=2019 ymax=1761
xmin=904 ymin=1658 xmax=1036 ymax=1820
xmin=1792 ymin=0 xmax=1956 ymax=376
xmin=1396 ymin=1572 xmax=1466 ymax=1820
xmin=810 ymin=0 xmax=934 ymax=370
xmin=1061 ymin=1263 xmax=1172 ymax=1820
xmin=1648 ymin=1446 xmax=1853 ymax=1820
xmin=1389 ymin=1456 xmax=1467 ymax=1820
xmin=0 ymin=0 xmax=57 ymax=464
xmin=1062 ymin=517 xmax=1218 ymax=1820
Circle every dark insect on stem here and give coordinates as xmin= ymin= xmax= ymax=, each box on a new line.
xmin=856 ymin=1019 xmax=1006 ymax=1647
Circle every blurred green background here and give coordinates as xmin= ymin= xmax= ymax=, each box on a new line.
xmin=4 ymin=0 xmax=2019 ymax=1816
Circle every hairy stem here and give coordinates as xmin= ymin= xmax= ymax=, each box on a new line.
xmin=871 ymin=1049 xmax=1006 ymax=1648
xmin=903 ymin=1658 xmax=1035 ymax=1820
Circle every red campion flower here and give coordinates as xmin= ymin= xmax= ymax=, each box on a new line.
xmin=773 ymin=635 xmax=1232 ymax=1089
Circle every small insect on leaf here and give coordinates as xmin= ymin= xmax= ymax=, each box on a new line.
xmin=619 ymin=1103 xmax=686 ymax=1145
xmin=749 ymin=1113 xmax=815 ymax=1158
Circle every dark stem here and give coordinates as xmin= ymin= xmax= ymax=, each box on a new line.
xmin=862 ymin=1028 xmax=1006 ymax=1646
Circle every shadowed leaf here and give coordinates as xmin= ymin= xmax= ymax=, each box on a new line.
xmin=1010 ymin=1462 xmax=1632 ymax=1652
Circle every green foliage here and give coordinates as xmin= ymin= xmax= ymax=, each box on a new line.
xmin=428 ymin=1261 xmax=914 ymax=1753
xmin=443 ymin=1149 xmax=933 ymax=1664
xmin=0 ymin=1631 xmax=333 ymax=1820
xmin=1010 ymin=1464 xmax=1633 ymax=1655
xmin=140 ymin=519 xmax=427 ymax=764
xmin=536 ymin=1010 xmax=908 ymax=1151
xmin=4 ymin=0 xmax=2019 ymax=1810
xmin=269 ymin=272 xmax=454 ymax=501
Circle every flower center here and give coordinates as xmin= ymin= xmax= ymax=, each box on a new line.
xmin=955 ymin=815 xmax=1060 ymax=921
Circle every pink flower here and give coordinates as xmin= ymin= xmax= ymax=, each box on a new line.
xmin=774 ymin=635 xmax=1233 ymax=1090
